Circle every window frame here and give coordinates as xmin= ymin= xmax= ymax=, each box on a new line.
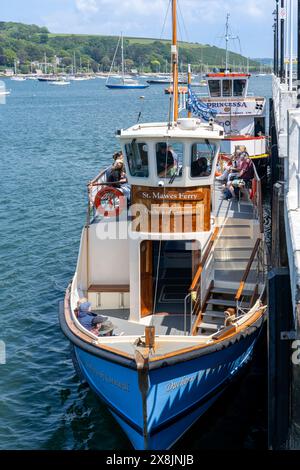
xmin=155 ymin=141 xmax=184 ymax=180
xmin=233 ymin=79 xmax=247 ymax=97
xmin=208 ymin=79 xmax=221 ymax=97
xmin=124 ymin=141 xmax=150 ymax=178
xmin=222 ymin=79 xmax=233 ymax=97
xmin=190 ymin=141 xmax=217 ymax=179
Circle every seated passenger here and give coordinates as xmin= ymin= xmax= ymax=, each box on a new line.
xmin=156 ymin=144 xmax=175 ymax=177
xmin=223 ymin=153 xmax=254 ymax=200
xmin=77 ymin=298 xmax=108 ymax=331
xmin=216 ymin=149 xmax=242 ymax=181
xmin=191 ymin=157 xmax=209 ymax=177
xmin=107 ymin=151 xmax=127 ymax=183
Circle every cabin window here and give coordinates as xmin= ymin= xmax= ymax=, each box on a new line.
xmin=222 ymin=79 xmax=232 ymax=97
xmin=233 ymin=79 xmax=247 ymax=97
xmin=125 ymin=141 xmax=149 ymax=177
xmin=208 ymin=80 xmax=221 ymax=97
xmin=190 ymin=141 xmax=216 ymax=178
xmin=156 ymin=142 xmax=183 ymax=179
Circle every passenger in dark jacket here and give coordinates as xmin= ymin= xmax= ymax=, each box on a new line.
xmin=77 ymin=299 xmax=107 ymax=331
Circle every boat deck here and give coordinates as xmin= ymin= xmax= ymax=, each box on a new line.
xmin=90 ymin=181 xmax=258 ymax=339
xmin=94 ymin=309 xmax=193 ymax=336
xmin=212 ymin=181 xmax=255 ymax=220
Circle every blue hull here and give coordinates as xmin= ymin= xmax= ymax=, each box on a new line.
xmin=106 ymin=84 xmax=149 ymax=89
xmin=72 ymin=327 xmax=262 ymax=450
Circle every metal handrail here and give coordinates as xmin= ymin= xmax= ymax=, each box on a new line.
xmin=235 ymin=238 xmax=261 ymax=312
xmin=252 ymin=164 xmax=264 ymax=233
xmin=183 ymin=293 xmax=191 ymax=336
xmin=189 ymin=227 xmax=219 ymax=292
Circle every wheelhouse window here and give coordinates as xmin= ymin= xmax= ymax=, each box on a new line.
xmin=233 ymin=79 xmax=247 ymax=97
xmin=190 ymin=141 xmax=217 ymax=178
xmin=222 ymin=79 xmax=232 ymax=97
xmin=208 ymin=80 xmax=221 ymax=97
xmin=125 ymin=141 xmax=149 ymax=177
xmin=156 ymin=142 xmax=183 ymax=179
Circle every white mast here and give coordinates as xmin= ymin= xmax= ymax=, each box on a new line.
xmin=73 ymin=52 xmax=76 ymax=76
xmin=121 ymin=32 xmax=125 ymax=84
xmin=288 ymin=0 xmax=294 ymax=91
xmin=222 ymin=13 xmax=237 ymax=73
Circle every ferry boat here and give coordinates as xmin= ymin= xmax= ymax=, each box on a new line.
xmin=196 ymin=15 xmax=269 ymax=173
xmin=60 ymin=0 xmax=267 ymax=450
xmin=201 ymin=72 xmax=268 ymax=164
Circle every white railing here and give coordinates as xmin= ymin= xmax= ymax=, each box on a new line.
xmin=273 ymin=75 xmax=300 ymax=319
xmin=272 ymin=75 xmax=298 ymax=158
xmin=285 ymin=108 xmax=300 ymax=318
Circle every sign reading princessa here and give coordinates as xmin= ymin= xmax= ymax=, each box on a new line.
xmin=202 ymin=98 xmax=266 ymax=116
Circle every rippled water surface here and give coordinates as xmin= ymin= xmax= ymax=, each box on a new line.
xmin=0 ymin=76 xmax=272 ymax=450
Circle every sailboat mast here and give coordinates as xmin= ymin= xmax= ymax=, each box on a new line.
xmin=225 ymin=13 xmax=230 ymax=72
xmin=121 ymin=32 xmax=125 ymax=84
xmin=73 ymin=52 xmax=76 ymax=75
xmin=172 ymin=0 xmax=179 ymax=122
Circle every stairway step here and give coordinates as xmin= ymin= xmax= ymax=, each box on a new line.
xmin=198 ymin=322 xmax=220 ymax=332
xmin=214 ymin=250 xmax=253 ymax=261
xmin=207 ymin=298 xmax=237 ymax=307
xmin=214 ymin=259 xmax=257 ymax=270
xmin=202 ymin=312 xmax=226 ymax=323
xmin=203 ymin=309 xmax=225 ymax=318
xmin=211 ymin=286 xmax=253 ymax=296
xmin=215 ymin=236 xmax=254 ymax=248
xmin=220 ymin=226 xmax=251 ymax=237
xmin=215 ymin=269 xmax=257 ymax=284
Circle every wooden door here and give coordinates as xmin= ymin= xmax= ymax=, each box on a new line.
xmin=140 ymin=241 xmax=153 ymax=317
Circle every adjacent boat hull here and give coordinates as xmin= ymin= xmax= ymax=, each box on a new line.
xmin=105 ymin=84 xmax=149 ymax=89
xmin=60 ymin=305 xmax=264 ymax=450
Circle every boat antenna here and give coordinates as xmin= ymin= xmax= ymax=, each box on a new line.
xmin=218 ymin=13 xmax=238 ymax=73
xmin=172 ymin=0 xmax=179 ymax=122
xmin=136 ymin=96 xmax=145 ymax=123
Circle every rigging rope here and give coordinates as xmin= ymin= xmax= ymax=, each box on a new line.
xmin=159 ymin=0 xmax=172 ymax=40
xmin=177 ymin=0 xmax=190 ymax=44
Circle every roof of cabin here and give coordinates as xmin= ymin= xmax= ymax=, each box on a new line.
xmin=206 ymin=73 xmax=251 ymax=79
xmin=118 ymin=120 xmax=225 ymax=141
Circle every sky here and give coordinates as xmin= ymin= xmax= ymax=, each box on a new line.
xmin=1 ymin=0 xmax=276 ymax=58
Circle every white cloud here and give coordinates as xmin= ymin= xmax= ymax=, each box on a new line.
xmin=43 ymin=0 xmax=275 ymax=57
xmin=75 ymin=0 xmax=99 ymax=14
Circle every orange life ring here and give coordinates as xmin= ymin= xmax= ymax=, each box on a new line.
xmin=94 ymin=187 xmax=125 ymax=217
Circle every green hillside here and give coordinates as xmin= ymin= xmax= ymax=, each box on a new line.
xmin=0 ymin=21 xmax=260 ymax=73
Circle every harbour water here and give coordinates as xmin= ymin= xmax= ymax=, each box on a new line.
xmin=0 ymin=76 xmax=271 ymax=450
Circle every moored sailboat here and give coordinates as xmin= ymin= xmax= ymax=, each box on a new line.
xmin=106 ymin=33 xmax=149 ymax=90
xmin=60 ymin=1 xmax=267 ymax=450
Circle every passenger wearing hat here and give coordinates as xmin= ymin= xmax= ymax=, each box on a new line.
xmin=77 ymin=298 xmax=107 ymax=331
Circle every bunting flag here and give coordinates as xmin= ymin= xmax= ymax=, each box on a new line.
xmin=187 ymin=86 xmax=217 ymax=121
